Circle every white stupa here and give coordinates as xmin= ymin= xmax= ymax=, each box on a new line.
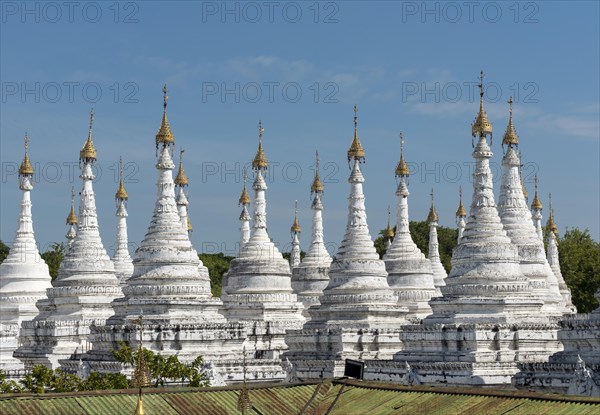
xmin=291 ymin=151 xmax=333 ymax=318
xmin=496 ymin=98 xmax=566 ymax=316
xmin=221 ymin=121 xmax=304 ymax=325
xmin=112 ymin=158 xmax=134 ymax=285
xmin=383 ymin=133 xmax=437 ymax=319
xmin=545 ymin=200 xmax=576 ymax=313
xmin=285 ymin=106 xmax=406 ymax=379
xmin=0 ymin=134 xmax=52 ymax=373
xmin=289 ymin=202 xmax=302 ymax=269
xmin=15 ymin=112 xmax=123 ymax=369
xmin=65 ymin=188 xmax=78 ymax=248
xmin=427 ymin=189 xmax=448 ymax=291
xmin=455 ymin=187 xmax=467 ymax=243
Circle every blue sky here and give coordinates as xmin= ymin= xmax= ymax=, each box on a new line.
xmin=1 ymin=1 xmax=599 ymax=256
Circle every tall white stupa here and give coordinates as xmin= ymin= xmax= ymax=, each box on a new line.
xmin=65 ymin=188 xmax=78 ymax=248
xmin=112 ymin=158 xmax=134 ymax=285
xmin=291 ymin=151 xmax=333 ymax=318
xmin=427 ymin=189 xmax=448 ymax=290
xmin=289 ymin=202 xmax=302 ymax=269
xmin=285 ymin=106 xmax=406 ymax=379
xmin=455 ymin=187 xmax=467 ymax=243
xmin=0 ymin=134 xmax=52 ymax=373
xmin=496 ymin=97 xmax=566 ymax=316
xmin=383 ymin=133 xmax=437 ymax=319
xmin=15 ymin=112 xmax=123 ymax=369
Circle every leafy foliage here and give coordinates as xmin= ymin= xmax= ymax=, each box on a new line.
xmin=558 ymin=228 xmax=600 ymax=313
xmin=112 ymin=341 xmax=210 ymax=388
xmin=40 ymin=242 xmax=66 ymax=280
xmin=0 ymin=240 xmax=9 ymax=264
xmin=199 ymin=253 xmax=234 ymax=297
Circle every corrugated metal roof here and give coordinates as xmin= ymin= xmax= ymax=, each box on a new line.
xmin=1 ymin=381 xmax=599 ymax=415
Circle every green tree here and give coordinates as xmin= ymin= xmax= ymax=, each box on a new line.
xmin=199 ymin=253 xmax=234 ymax=297
xmin=0 ymin=240 xmax=9 ymax=264
xmin=41 ymin=242 xmax=66 ymax=280
xmin=20 ymin=365 xmax=55 ymax=393
xmin=0 ymin=370 xmax=24 ymax=394
xmin=112 ymin=342 xmax=209 ymax=387
xmin=558 ymin=228 xmax=600 ymax=313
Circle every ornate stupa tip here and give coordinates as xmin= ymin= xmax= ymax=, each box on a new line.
xmin=502 ymin=96 xmax=519 ymax=147
xmin=19 ymin=133 xmax=35 ymax=176
xmin=546 ymin=194 xmax=559 ymax=238
xmin=187 ymin=216 xmax=193 ymax=232
xmin=291 ymin=201 xmax=301 ymax=234
xmin=427 ymin=188 xmax=439 ymax=223
xmin=531 ymin=175 xmax=543 ymax=210
xmin=347 ymin=104 xmax=366 ymax=163
xmin=174 ymin=148 xmax=189 ymax=187
xmin=384 ymin=205 xmax=394 ymax=239
xmin=66 ymin=187 xmax=77 ymax=225
xmin=115 ymin=157 xmax=129 ymax=201
xmin=238 ymin=168 xmax=251 ymax=206
xmin=252 ymin=120 xmax=268 ymax=170
xmin=395 ymin=132 xmax=410 ymax=177
xmin=155 ymin=84 xmax=175 ymax=149
xmin=471 ymin=70 xmax=493 ymax=138
xmin=311 ymin=150 xmax=324 ymax=194
xmin=80 ymin=110 xmax=97 ymax=163
xmin=456 ymin=186 xmax=467 ymax=217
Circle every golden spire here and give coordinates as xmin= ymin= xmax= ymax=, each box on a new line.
xmin=155 ymin=84 xmax=175 ymax=150
xmin=174 ymin=148 xmax=189 ymax=187
xmin=115 ymin=157 xmax=129 ymax=201
xmin=383 ymin=206 xmax=394 ymax=239
xmin=531 ymin=175 xmax=543 ymax=210
xmin=395 ymin=132 xmax=410 ymax=177
xmin=132 ymin=314 xmax=149 ymax=415
xmin=311 ymin=150 xmax=324 ymax=194
xmin=471 ymin=71 xmax=493 ymax=139
xmin=427 ymin=188 xmax=439 ymax=223
xmin=19 ymin=133 xmax=34 ymax=176
xmin=238 ymin=168 xmax=251 ymax=206
xmin=187 ymin=216 xmax=193 ymax=232
xmin=291 ymin=201 xmax=301 ymax=234
xmin=456 ymin=186 xmax=467 ymax=217
xmin=80 ymin=110 xmax=97 ymax=163
xmin=347 ymin=104 xmax=365 ymax=162
xmin=252 ymin=120 xmax=268 ymax=170
xmin=546 ymin=194 xmax=559 ymax=238
xmin=237 ymin=347 xmax=252 ymax=414
xmin=502 ymin=96 xmax=519 ymax=147
xmin=66 ymin=187 xmax=77 ymax=225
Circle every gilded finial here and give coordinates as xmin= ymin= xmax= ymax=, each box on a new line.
xmin=520 ymin=165 xmax=528 ymax=202
xmin=174 ymin=148 xmax=189 ymax=187
xmin=384 ymin=205 xmax=394 ymax=239
xmin=252 ymin=120 xmax=268 ymax=170
xmin=19 ymin=132 xmax=34 ymax=176
xmin=502 ymin=96 xmax=519 ymax=147
xmin=546 ymin=194 xmax=559 ymax=238
xmin=79 ymin=110 xmax=97 ymax=163
xmin=395 ymin=132 xmax=410 ymax=177
xmin=239 ymin=168 xmax=251 ymax=205
xmin=531 ymin=174 xmax=543 ymax=210
xmin=347 ymin=104 xmax=366 ymax=163
xmin=471 ymin=70 xmax=493 ymax=140
xmin=291 ymin=200 xmax=301 ymax=234
xmin=155 ymin=84 xmax=175 ymax=150
xmin=132 ymin=314 xmax=148 ymax=415
xmin=456 ymin=186 xmax=467 ymax=217
xmin=187 ymin=216 xmax=193 ymax=232
xmin=427 ymin=188 xmax=439 ymax=223
xmin=311 ymin=150 xmax=324 ymax=194
xmin=237 ymin=347 xmax=252 ymax=414
xmin=66 ymin=187 xmax=77 ymax=225
xmin=115 ymin=157 xmax=129 ymax=201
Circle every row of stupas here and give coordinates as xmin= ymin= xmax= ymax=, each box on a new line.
xmin=1 ymin=74 xmax=597 ymax=396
